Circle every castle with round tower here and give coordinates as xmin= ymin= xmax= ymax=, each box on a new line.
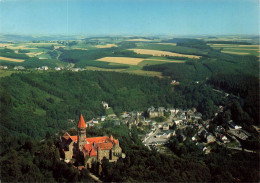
xmin=60 ymin=114 xmax=123 ymax=168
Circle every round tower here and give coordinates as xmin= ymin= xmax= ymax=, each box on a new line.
xmin=77 ymin=114 xmax=87 ymax=150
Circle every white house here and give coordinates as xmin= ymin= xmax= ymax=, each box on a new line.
xmin=101 ymin=116 xmax=106 ymax=122
xmin=92 ymin=119 xmax=98 ymax=124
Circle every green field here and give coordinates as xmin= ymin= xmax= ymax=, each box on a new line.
xmin=0 ymin=35 xmax=259 ymax=78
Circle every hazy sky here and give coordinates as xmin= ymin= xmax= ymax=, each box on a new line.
xmin=0 ymin=0 xmax=259 ymax=35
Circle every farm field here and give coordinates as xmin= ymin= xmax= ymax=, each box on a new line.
xmin=129 ymin=49 xmax=201 ymax=59
xmin=208 ymin=44 xmax=259 ymax=56
xmin=95 ymin=44 xmax=117 ymax=48
xmin=0 ymin=56 xmax=25 ymax=62
xmin=97 ymin=57 xmax=145 ymax=65
xmin=0 ymin=35 xmax=259 ymax=78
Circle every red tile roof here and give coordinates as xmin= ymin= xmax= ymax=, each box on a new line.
xmin=70 ymin=136 xmax=78 ymax=142
xmin=63 ymin=132 xmax=71 ymax=140
xmin=90 ymin=149 xmax=97 ymax=156
xmin=77 ymin=114 xmax=86 ymax=128
xmin=96 ymin=142 xmax=113 ymax=150
xmin=84 ymin=144 xmax=93 ymax=152
xmin=86 ymin=136 xmax=109 ymax=144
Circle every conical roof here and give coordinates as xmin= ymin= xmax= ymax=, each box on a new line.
xmin=77 ymin=114 xmax=86 ymax=128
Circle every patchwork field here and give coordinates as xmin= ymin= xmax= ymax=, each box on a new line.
xmin=0 ymin=43 xmax=14 ymax=47
xmin=129 ymin=49 xmax=201 ymax=59
xmin=95 ymin=44 xmax=117 ymax=48
xmin=208 ymin=44 xmax=259 ymax=56
xmin=97 ymin=57 xmax=144 ymax=65
xmin=26 ymin=52 xmax=45 ymax=57
xmin=221 ymin=51 xmax=249 ymax=55
xmin=126 ymin=39 xmax=152 ymax=42
xmin=0 ymin=56 xmax=25 ymax=62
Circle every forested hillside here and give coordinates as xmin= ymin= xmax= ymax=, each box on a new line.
xmin=0 ymin=71 xmax=222 ymax=139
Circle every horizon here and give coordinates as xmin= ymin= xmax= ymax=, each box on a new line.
xmin=0 ymin=0 xmax=259 ymax=36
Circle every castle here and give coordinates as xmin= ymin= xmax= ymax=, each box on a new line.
xmin=60 ymin=114 xmax=123 ymax=168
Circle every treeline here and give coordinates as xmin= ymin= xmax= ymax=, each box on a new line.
xmin=207 ymin=40 xmax=252 ymax=45
xmin=143 ymin=54 xmax=259 ymax=81
xmin=0 ymin=48 xmax=29 ymax=59
xmin=0 ymin=57 xmax=66 ymax=68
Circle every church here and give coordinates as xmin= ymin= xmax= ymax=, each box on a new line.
xmin=60 ymin=114 xmax=123 ymax=168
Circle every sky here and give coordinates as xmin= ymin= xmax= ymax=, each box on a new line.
xmin=0 ymin=0 xmax=259 ymax=36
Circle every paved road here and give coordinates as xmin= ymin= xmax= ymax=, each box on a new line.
xmin=226 ymin=147 xmax=256 ymax=153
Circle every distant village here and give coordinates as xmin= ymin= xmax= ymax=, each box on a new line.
xmin=0 ymin=65 xmax=86 ymax=72
xmin=76 ymin=101 xmax=253 ymax=155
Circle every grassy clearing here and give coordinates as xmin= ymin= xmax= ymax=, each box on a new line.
xmin=34 ymin=108 xmax=46 ymax=116
xmin=129 ymin=49 xmax=201 ymax=59
xmin=0 ymin=70 xmax=17 ymax=78
xmin=125 ymin=69 xmax=163 ymax=77
xmin=106 ymin=108 xmax=115 ymax=115
xmin=0 ymin=56 xmax=25 ymax=62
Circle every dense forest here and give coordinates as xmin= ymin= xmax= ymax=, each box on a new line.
xmin=0 ymin=71 xmax=222 ymax=139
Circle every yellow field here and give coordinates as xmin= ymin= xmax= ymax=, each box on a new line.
xmin=26 ymin=52 xmax=45 ymax=57
xmin=129 ymin=49 xmax=201 ymax=59
xmin=95 ymin=44 xmax=117 ymax=48
xmin=25 ymin=43 xmax=59 ymax=45
xmin=126 ymin=39 xmax=152 ymax=42
xmin=72 ymin=48 xmax=88 ymax=50
xmin=97 ymin=57 xmax=145 ymax=65
xmin=208 ymin=44 xmax=259 ymax=48
xmin=54 ymin=46 xmax=66 ymax=49
xmin=155 ymin=43 xmax=177 ymax=46
xmin=0 ymin=56 xmax=24 ymax=62
xmin=221 ymin=51 xmax=249 ymax=55
xmin=4 ymin=45 xmax=38 ymax=50
xmin=0 ymin=43 xmax=14 ymax=47
xmin=146 ymin=58 xmax=185 ymax=63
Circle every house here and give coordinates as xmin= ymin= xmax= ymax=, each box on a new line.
xmin=206 ymin=133 xmax=216 ymax=143
xmin=14 ymin=66 xmax=25 ymax=70
xmin=71 ymin=68 xmax=81 ymax=72
xmin=92 ymin=119 xmax=98 ymax=124
xmin=220 ymin=135 xmax=230 ymax=143
xmin=60 ymin=114 xmax=124 ymax=168
xmin=42 ymin=66 xmax=48 ymax=70
xmin=101 ymin=116 xmax=106 ymax=122
xmin=174 ymin=120 xmax=182 ymax=125
xmin=147 ymin=106 xmax=165 ymax=118
xmin=228 ymin=121 xmax=242 ymax=130
xmin=55 ymin=67 xmax=63 ymax=71
xmin=0 ymin=66 xmax=8 ymax=69
xmin=102 ymin=101 xmax=110 ymax=109
xmin=163 ymin=124 xmax=169 ymax=130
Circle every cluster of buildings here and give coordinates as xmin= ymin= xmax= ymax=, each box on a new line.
xmin=60 ymin=114 xmax=125 ymax=168
xmin=0 ymin=65 xmax=85 ymax=72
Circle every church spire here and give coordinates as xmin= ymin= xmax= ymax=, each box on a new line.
xmin=77 ymin=114 xmax=86 ymax=128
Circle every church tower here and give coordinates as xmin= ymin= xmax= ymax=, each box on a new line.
xmin=77 ymin=114 xmax=87 ymax=150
